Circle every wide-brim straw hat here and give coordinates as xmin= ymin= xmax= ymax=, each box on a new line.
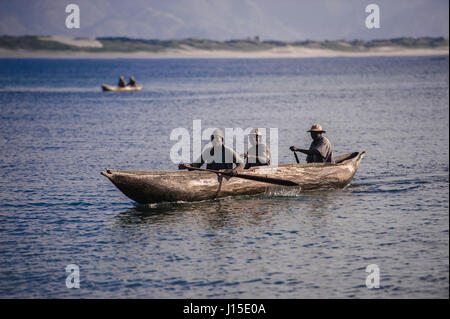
xmin=307 ymin=124 xmax=326 ymax=133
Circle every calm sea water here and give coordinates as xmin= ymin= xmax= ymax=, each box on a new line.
xmin=0 ymin=56 xmax=448 ymax=298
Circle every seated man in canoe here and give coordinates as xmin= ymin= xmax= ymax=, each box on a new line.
xmin=290 ymin=124 xmax=335 ymax=163
xmin=179 ymin=128 xmax=245 ymax=172
xmin=127 ymin=76 xmax=136 ymax=87
xmin=244 ymin=128 xmax=271 ymax=169
xmin=118 ymin=75 xmax=126 ymax=88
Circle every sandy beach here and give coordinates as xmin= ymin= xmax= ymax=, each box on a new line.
xmin=0 ymin=45 xmax=448 ymax=59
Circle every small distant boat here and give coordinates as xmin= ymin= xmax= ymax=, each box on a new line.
xmin=101 ymin=84 xmax=143 ymax=92
xmin=101 ymin=151 xmax=366 ymax=204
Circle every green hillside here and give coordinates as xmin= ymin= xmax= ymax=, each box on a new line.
xmin=0 ymin=36 xmax=448 ymax=53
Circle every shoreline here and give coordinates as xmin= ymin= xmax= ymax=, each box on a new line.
xmin=0 ymin=46 xmax=448 ymax=59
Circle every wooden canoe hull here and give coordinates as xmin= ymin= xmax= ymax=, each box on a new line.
xmin=101 ymin=152 xmax=366 ymax=204
xmin=101 ymin=84 xmax=143 ymax=92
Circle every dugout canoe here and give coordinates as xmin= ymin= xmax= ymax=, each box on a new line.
xmin=101 ymin=151 xmax=366 ymax=204
xmin=101 ymin=84 xmax=143 ymax=92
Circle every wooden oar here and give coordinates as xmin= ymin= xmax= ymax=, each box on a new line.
xmin=182 ymin=165 xmax=299 ymax=187
xmin=293 ymin=151 xmax=300 ymax=163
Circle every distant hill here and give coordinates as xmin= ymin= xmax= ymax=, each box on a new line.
xmin=0 ymin=36 xmax=448 ymax=53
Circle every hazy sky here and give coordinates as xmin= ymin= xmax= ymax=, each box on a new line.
xmin=0 ymin=0 xmax=448 ymax=41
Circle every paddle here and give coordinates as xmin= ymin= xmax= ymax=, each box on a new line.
xmin=181 ymin=164 xmax=299 ymax=187
xmin=293 ymin=151 xmax=300 ymax=163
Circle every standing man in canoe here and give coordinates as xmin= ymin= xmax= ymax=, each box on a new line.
xmin=179 ymin=128 xmax=245 ymax=172
xmin=244 ymin=128 xmax=271 ymax=169
xmin=290 ymin=124 xmax=335 ymax=163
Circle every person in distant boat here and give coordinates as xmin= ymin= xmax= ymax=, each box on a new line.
xmin=290 ymin=124 xmax=335 ymax=163
xmin=118 ymin=75 xmax=126 ymax=87
xmin=244 ymin=128 xmax=271 ymax=169
xmin=127 ymin=76 xmax=136 ymax=87
xmin=179 ymin=128 xmax=245 ymax=172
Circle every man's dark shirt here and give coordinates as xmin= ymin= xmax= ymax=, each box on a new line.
xmin=306 ymin=136 xmax=335 ymax=163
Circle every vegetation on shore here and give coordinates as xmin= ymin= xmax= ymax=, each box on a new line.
xmin=0 ymin=35 xmax=448 ymax=53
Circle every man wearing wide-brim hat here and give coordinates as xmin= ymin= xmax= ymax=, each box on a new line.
xmin=290 ymin=124 xmax=335 ymax=163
